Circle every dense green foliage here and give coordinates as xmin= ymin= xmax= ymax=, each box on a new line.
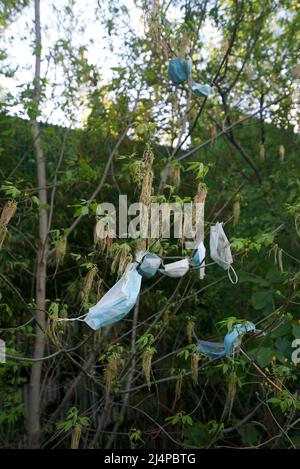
xmin=1 ymin=110 xmax=300 ymax=448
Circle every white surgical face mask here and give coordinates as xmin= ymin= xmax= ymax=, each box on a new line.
xmin=210 ymin=222 xmax=238 ymax=284
xmin=159 ymin=258 xmax=189 ymax=278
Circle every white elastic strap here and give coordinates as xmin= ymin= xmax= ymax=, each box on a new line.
xmin=228 ymin=265 xmax=238 ymax=284
xmin=56 ymin=313 xmax=88 ymax=323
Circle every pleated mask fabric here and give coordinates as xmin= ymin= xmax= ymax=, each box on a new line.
xmin=84 ymin=263 xmax=142 ymax=330
xmin=194 ymin=241 xmax=206 ymax=279
xmin=159 ymin=258 xmax=190 ymax=278
xmin=168 ymin=57 xmax=192 ymax=85
xmin=210 ymin=222 xmax=233 ymax=270
xmin=196 ymin=321 xmax=256 ymax=358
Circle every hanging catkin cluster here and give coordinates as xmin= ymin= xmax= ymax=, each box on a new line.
xmin=211 ymin=126 xmax=217 ymax=146
xmin=292 ymin=64 xmax=300 ymax=79
xmin=139 ymin=143 xmax=154 ymax=206
xmin=0 ymin=200 xmax=17 ymax=248
xmin=191 ymin=183 xmax=207 ymax=245
xmin=55 ymin=237 xmax=67 ymax=266
xmin=47 ymin=316 xmax=61 ymax=347
xmin=71 ymin=425 xmax=81 ymax=449
xmin=270 ymin=243 xmax=283 ymax=273
xmin=279 ymin=145 xmax=285 ymax=163
xmin=47 ymin=305 xmax=68 ymax=347
xmin=137 ymin=143 xmax=154 ymax=251
xmin=191 ymin=352 xmax=200 ymax=386
xmin=222 ymin=371 xmax=237 ymax=421
xmin=173 ymin=372 xmax=183 ymax=407
xmin=144 ymin=0 xmax=168 ymax=61
xmin=233 ymin=199 xmax=240 ymax=226
xmin=142 ymin=346 xmax=156 ymax=390
xmin=97 ymin=278 xmax=105 ymax=301
xmin=94 ymin=208 xmax=115 ymax=252
xmin=169 ymin=163 xmax=181 ymax=188
xmin=81 ymin=267 xmax=97 ymax=303
xmin=186 ymin=319 xmax=195 ymax=344
xmin=194 ymin=183 xmax=207 ymax=204
xmin=105 ymin=352 xmax=119 ymax=398
xmin=111 ymin=243 xmax=132 ymax=276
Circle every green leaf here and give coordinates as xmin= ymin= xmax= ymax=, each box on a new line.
xmin=81 ymin=206 xmax=89 ymax=216
xmin=292 ymin=324 xmax=300 ymax=339
xmin=255 ymin=347 xmax=274 ymax=367
xmin=31 ymin=195 xmax=40 ymax=206
xmin=251 ymin=290 xmax=273 ymax=310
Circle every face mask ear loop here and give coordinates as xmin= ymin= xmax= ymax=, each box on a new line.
xmin=228 ymin=265 xmax=238 ymax=284
xmin=56 ymin=313 xmax=88 ymax=323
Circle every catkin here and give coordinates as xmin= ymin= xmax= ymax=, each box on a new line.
xmin=82 ymin=267 xmax=97 ymax=303
xmin=233 ymin=200 xmax=240 ymax=226
xmin=292 ymin=64 xmax=300 ymax=79
xmin=195 ymin=183 xmax=207 ymax=204
xmin=0 ymin=200 xmax=17 ymax=248
xmin=139 ymin=144 xmax=154 ymax=206
xmin=47 ymin=316 xmax=61 ymax=348
xmin=222 ymin=371 xmax=237 ymax=421
xmin=0 ymin=223 xmax=8 ymax=249
xmin=94 ymin=220 xmax=113 ymax=252
xmin=144 ymin=0 xmax=168 ymax=61
xmin=56 ymin=237 xmax=67 ymax=265
xmin=278 ymin=249 xmax=283 ymax=273
xmin=105 ymin=353 xmax=118 ymax=398
xmin=191 ymin=353 xmax=200 ymax=385
xmin=169 ymin=165 xmax=181 ymax=187
xmin=211 ymin=126 xmax=217 ymax=146
xmin=71 ymin=425 xmax=81 ymax=449
xmin=97 ymin=278 xmax=105 ymax=300
xmin=174 ymin=374 xmax=183 ymax=405
xmin=186 ymin=320 xmax=195 ymax=344
xmin=1 ymin=201 xmax=17 ymax=223
xmin=111 ymin=244 xmax=132 ymax=276
xmin=279 ymin=145 xmax=285 ymax=163
xmin=142 ymin=347 xmax=155 ymax=390
xmin=259 ymin=144 xmax=265 ymax=162
xmin=137 ymin=144 xmax=154 ymax=251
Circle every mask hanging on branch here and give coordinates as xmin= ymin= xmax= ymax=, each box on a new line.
xmin=136 ymin=251 xmax=161 ymax=278
xmin=210 ymin=222 xmax=238 ymax=284
xmin=168 ymin=56 xmax=213 ymax=99
xmin=84 ymin=263 xmax=142 ymax=330
xmin=193 ymin=241 xmax=206 ymax=279
xmin=224 ymin=322 xmax=256 ymax=355
xmin=168 ymin=57 xmax=192 ymax=85
xmin=196 ymin=321 xmax=256 ymax=359
xmin=191 ymin=82 xmax=213 ymax=98
xmin=159 ymin=258 xmax=189 ymax=278
xmin=196 ymin=340 xmax=226 ymax=358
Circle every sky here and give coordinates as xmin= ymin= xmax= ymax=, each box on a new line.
xmin=2 ymin=1 xmax=298 ymax=133
xmin=1 ymin=0 xmax=146 ymax=126
xmin=1 ymin=0 xmax=221 ymax=129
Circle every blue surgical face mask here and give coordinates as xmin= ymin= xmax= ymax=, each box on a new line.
xmin=136 ymin=251 xmax=161 ymax=278
xmin=192 ymin=82 xmax=213 ymax=98
xmin=194 ymin=241 xmax=206 ymax=279
xmin=196 ymin=321 xmax=256 ymax=358
xmin=168 ymin=57 xmax=192 ymax=85
xmin=84 ymin=263 xmax=142 ymax=330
